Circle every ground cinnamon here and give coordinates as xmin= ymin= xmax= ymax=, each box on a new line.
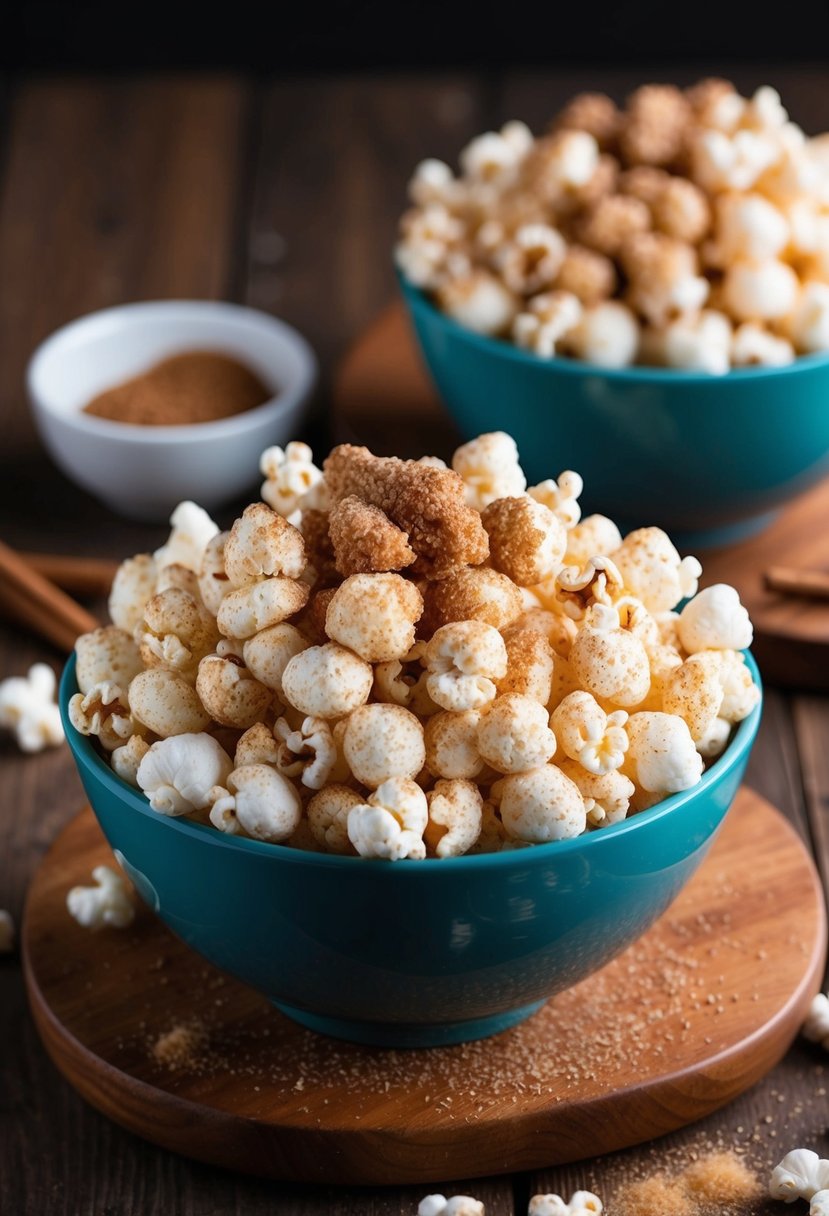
xmin=83 ymin=350 xmax=273 ymax=426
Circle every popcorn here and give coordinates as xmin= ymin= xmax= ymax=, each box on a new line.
xmin=325 ymin=573 xmax=423 ymax=662
xmin=494 ymin=223 xmax=567 ymax=295
xmin=425 ymin=779 xmax=483 ymax=857
xmin=623 ymin=233 xmax=709 ymax=326
xmin=195 ymin=654 xmax=272 ymax=730
xmin=482 ymin=496 xmax=566 ymax=586
xmin=216 ymin=577 xmax=309 ymax=639
xmin=731 ymin=322 xmax=795 ymax=367
xmin=513 ymin=291 xmax=583 ymax=358
xmin=557 ymin=757 xmax=634 ymax=826
xmin=0 ymin=910 xmax=14 ymax=953
xmin=551 ymin=691 xmax=628 ymax=774
xmin=209 ymin=764 xmax=302 ymax=842
xmin=109 ymin=553 xmax=157 ymax=632
xmin=555 ymin=92 xmax=620 ymax=149
xmin=499 ymin=765 xmax=586 ymax=843
xmin=785 ymin=281 xmax=829 ymax=352
xmin=425 ymin=709 xmax=485 ymax=780
xmin=425 ymin=621 xmax=508 ymax=712
xmin=396 ymin=203 xmax=467 ymax=289
xmin=0 ymin=663 xmax=63 ymax=752
xmin=641 ymin=310 xmax=733 ymax=375
xmin=619 ymin=84 xmax=691 ymax=168
xmin=436 ymin=269 xmax=517 ymax=335
xmin=328 ymin=496 xmax=415 ymax=576
xmin=260 ymin=442 xmax=326 ymax=517
xmin=373 ymin=642 xmax=437 ymax=717
xmin=408 ymin=158 xmax=457 ymax=207
xmin=136 ymin=733 xmax=232 ymax=815
xmin=68 ymin=681 xmax=135 ymax=751
xmin=721 ymin=259 xmax=799 ymax=321
xmin=198 ymin=532 xmax=231 ymax=616
xmin=422 ymin=566 xmax=523 ymax=634
xmin=137 ymin=586 xmax=218 ymax=673
xmin=705 ymin=192 xmax=789 ymax=266
xmin=242 ymin=622 xmax=308 ymax=696
xmin=223 ymin=503 xmax=306 ymax=587
xmin=624 ymin=711 xmax=704 ymax=796
xmin=691 ymin=128 xmax=778 ymax=194
xmin=662 ymin=652 xmax=724 ymax=741
xmin=274 ymin=715 xmax=337 ymax=790
xmin=452 ymin=431 xmax=526 ymax=510
xmin=802 ymin=992 xmax=829 ymax=1050
xmin=111 ymin=734 xmax=150 ymax=786
xmin=529 ymin=1192 xmax=603 ymax=1216
xmin=475 ymin=692 xmax=556 ymax=775
xmin=677 ymin=584 xmax=753 ymax=652
xmin=569 ymin=606 xmax=651 ymax=708
xmin=612 ymin=527 xmax=701 ymax=613
xmin=565 ymin=300 xmax=640 ymax=368
xmin=128 ymin=668 xmax=211 ymax=737
xmin=418 ymin=1196 xmax=484 ymax=1216
xmin=578 ymin=194 xmax=651 ymax=258
xmin=347 ymin=777 xmax=428 ymax=860
xmin=554 ymin=245 xmax=617 ymax=305
xmin=769 ymin=1150 xmax=829 ymax=1202
xmin=717 ymin=649 xmax=761 ymax=721
xmin=460 ymin=124 xmax=531 ymax=185
xmin=565 ymin=514 xmax=622 ymax=565
xmin=154 ymin=501 xmax=219 ymax=574
xmin=497 ymin=625 xmax=555 ymax=704
xmin=281 ymin=642 xmax=373 ymax=718
xmin=67 ymin=865 xmax=135 ymax=930
xmin=651 ymin=177 xmax=711 ymax=243
xmin=528 ymin=469 xmax=583 ymax=528
xmin=306 ymin=785 xmax=362 ymax=853
xmin=75 ymin=626 xmax=143 ymax=694
xmin=342 ymin=704 xmax=425 ymax=788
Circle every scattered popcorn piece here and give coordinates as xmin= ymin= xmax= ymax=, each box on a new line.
xmin=425 ymin=778 xmax=483 ymax=857
xmin=0 ymin=663 xmax=63 ymax=752
xmin=565 ymin=300 xmax=640 ymax=368
xmin=624 ymin=711 xmax=704 ymax=795
xmin=67 ymin=865 xmax=135 ymax=929
xmin=347 ymin=777 xmax=428 ymax=860
xmin=281 ymin=642 xmax=373 ymax=719
xmin=418 ymin=1196 xmax=484 ymax=1216
xmin=528 ymin=1195 xmax=570 ymax=1216
xmin=769 ymin=1149 xmax=829 ymax=1202
xmin=803 ymin=992 xmax=829 ymax=1050
xmin=425 ymin=621 xmax=508 ymax=712
xmin=482 ymin=496 xmax=567 ymax=586
xmin=260 ymin=442 xmax=326 ymax=517
xmin=499 ymin=764 xmax=586 ymax=843
xmin=325 ymin=573 xmax=423 ymax=662
xmin=342 ymin=704 xmax=426 ymax=788
xmin=677 ymin=583 xmax=753 ymax=652
xmin=551 ymin=691 xmax=628 ymax=774
xmin=0 ymin=909 xmax=14 ymax=953
xmin=452 ymin=431 xmax=527 ymax=511
xmin=154 ymin=501 xmax=219 ymax=574
xmin=137 ymin=733 xmax=232 ymax=815
xmin=477 ymin=693 xmax=557 ymax=774
xmin=209 ymin=764 xmax=302 ymax=842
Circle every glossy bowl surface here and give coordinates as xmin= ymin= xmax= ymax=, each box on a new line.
xmin=401 ymin=276 xmax=829 ymax=546
xmin=61 ymin=653 xmax=761 ymax=1047
xmin=28 ymin=300 xmax=317 ymax=522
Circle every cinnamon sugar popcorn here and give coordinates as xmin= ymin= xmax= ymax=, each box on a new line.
xmin=398 ymin=80 xmax=829 ymax=370
xmin=71 ymin=433 xmax=758 ymax=860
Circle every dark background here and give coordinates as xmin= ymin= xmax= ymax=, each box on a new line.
xmin=5 ymin=0 xmax=829 ymax=71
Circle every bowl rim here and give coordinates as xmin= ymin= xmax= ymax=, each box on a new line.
xmin=61 ymin=650 xmax=762 ymax=872
xmin=27 ymin=299 xmax=318 ymax=445
xmin=399 ymin=271 xmax=829 ymax=384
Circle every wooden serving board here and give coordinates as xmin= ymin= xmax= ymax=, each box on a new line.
xmin=333 ymin=302 xmax=829 ymax=690
xmin=23 ymin=791 xmax=826 ymax=1186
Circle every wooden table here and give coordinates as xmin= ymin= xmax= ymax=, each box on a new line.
xmin=1 ymin=67 xmax=828 ymax=1215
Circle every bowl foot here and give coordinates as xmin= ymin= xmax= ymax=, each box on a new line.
xmin=271 ymin=998 xmax=547 ymax=1048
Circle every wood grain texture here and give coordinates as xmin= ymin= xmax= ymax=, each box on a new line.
xmin=23 ymin=791 xmax=826 ymax=1187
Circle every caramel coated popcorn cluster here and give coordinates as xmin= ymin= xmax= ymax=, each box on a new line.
xmin=70 ymin=434 xmax=758 ymax=860
xmin=397 ymin=80 xmax=829 ymax=371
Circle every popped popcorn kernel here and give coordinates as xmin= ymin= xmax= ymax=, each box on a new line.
xmin=551 ymin=690 xmax=629 ymax=774
xmin=128 ymin=668 xmax=211 ymax=737
xmin=307 ymin=785 xmax=362 ymax=854
xmin=223 ymin=502 xmax=306 ymax=587
xmin=274 ymin=715 xmax=338 ymax=790
xmin=554 ymin=244 xmax=617 ymax=305
xmin=482 ymin=495 xmax=567 ymax=586
xmin=67 ymin=865 xmax=135 ymax=930
xmin=0 ymin=663 xmax=64 ymax=753
xmin=209 ymin=764 xmax=302 ymax=842
xmin=677 ymin=583 xmax=753 ymax=652
xmin=494 ymin=223 xmax=567 ymax=295
xmin=347 ymin=777 xmax=428 ymax=860
xmin=499 ymin=764 xmax=586 ymax=843
xmin=577 ymin=193 xmax=651 ymax=258
xmin=422 ymin=566 xmax=523 ymax=635
xmin=425 ymin=779 xmax=483 ymax=857
xmin=325 ymin=573 xmax=423 ymax=662
xmin=624 ymin=711 xmax=704 ymax=796
xmin=424 ymin=709 xmax=485 ymax=780
xmin=477 ymin=693 xmax=557 ymax=774
xmin=452 ymin=431 xmax=526 ymax=511
xmin=619 ymin=84 xmax=692 ymax=168
xmin=281 ymin=642 xmax=373 ymax=719
xmin=650 ymin=177 xmax=711 ymax=244
xmin=569 ymin=606 xmax=651 ymax=709
xmin=137 ymin=733 xmax=232 ymax=816
xmin=196 ymin=653 xmax=273 ymax=730
xmin=513 ymin=290 xmax=583 ymax=358
xmin=425 ymin=620 xmax=508 ymax=712
xmin=260 ymin=442 xmax=326 ymax=517
xmin=342 ymin=703 xmax=426 ymax=788
xmin=497 ymin=624 xmax=556 ymax=704
xmin=554 ymin=92 xmax=620 ymax=150
xmin=565 ymin=300 xmax=640 ymax=368
xmin=612 ymin=526 xmax=701 ymax=613
xmin=436 ymin=269 xmax=518 ymax=335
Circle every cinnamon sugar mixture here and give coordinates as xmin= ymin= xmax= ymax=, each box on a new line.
xmin=83 ymin=351 xmax=272 ymax=426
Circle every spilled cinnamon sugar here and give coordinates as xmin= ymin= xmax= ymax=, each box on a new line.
xmin=83 ymin=351 xmax=272 ymax=426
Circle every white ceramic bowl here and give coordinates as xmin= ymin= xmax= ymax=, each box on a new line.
xmin=27 ymin=300 xmax=318 ymax=521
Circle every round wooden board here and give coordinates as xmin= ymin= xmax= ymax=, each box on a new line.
xmin=23 ymin=791 xmax=826 ymax=1186
xmin=333 ymin=302 xmax=829 ymax=690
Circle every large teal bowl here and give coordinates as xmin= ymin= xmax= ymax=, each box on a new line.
xmin=60 ymin=653 xmax=761 ymax=1048
xmin=400 ymin=276 xmax=829 ymax=547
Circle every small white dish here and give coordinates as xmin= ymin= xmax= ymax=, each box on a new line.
xmin=27 ymin=300 xmax=318 ymax=521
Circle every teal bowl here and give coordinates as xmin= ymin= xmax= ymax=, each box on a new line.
xmin=60 ymin=653 xmax=761 ymax=1048
xmin=400 ymin=276 xmax=829 ymax=547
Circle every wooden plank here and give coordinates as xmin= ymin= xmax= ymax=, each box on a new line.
xmin=793 ymin=696 xmax=829 ymax=893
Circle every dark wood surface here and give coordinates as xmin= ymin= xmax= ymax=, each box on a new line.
xmin=24 ymin=793 xmax=826 ymax=1187
xmin=1 ymin=68 xmax=829 ymax=1215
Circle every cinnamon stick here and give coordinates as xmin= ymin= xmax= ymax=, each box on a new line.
xmin=763 ymin=566 xmax=829 ymax=601
xmin=21 ymin=552 xmax=117 ymax=597
xmin=0 ymin=538 xmax=99 ymax=652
